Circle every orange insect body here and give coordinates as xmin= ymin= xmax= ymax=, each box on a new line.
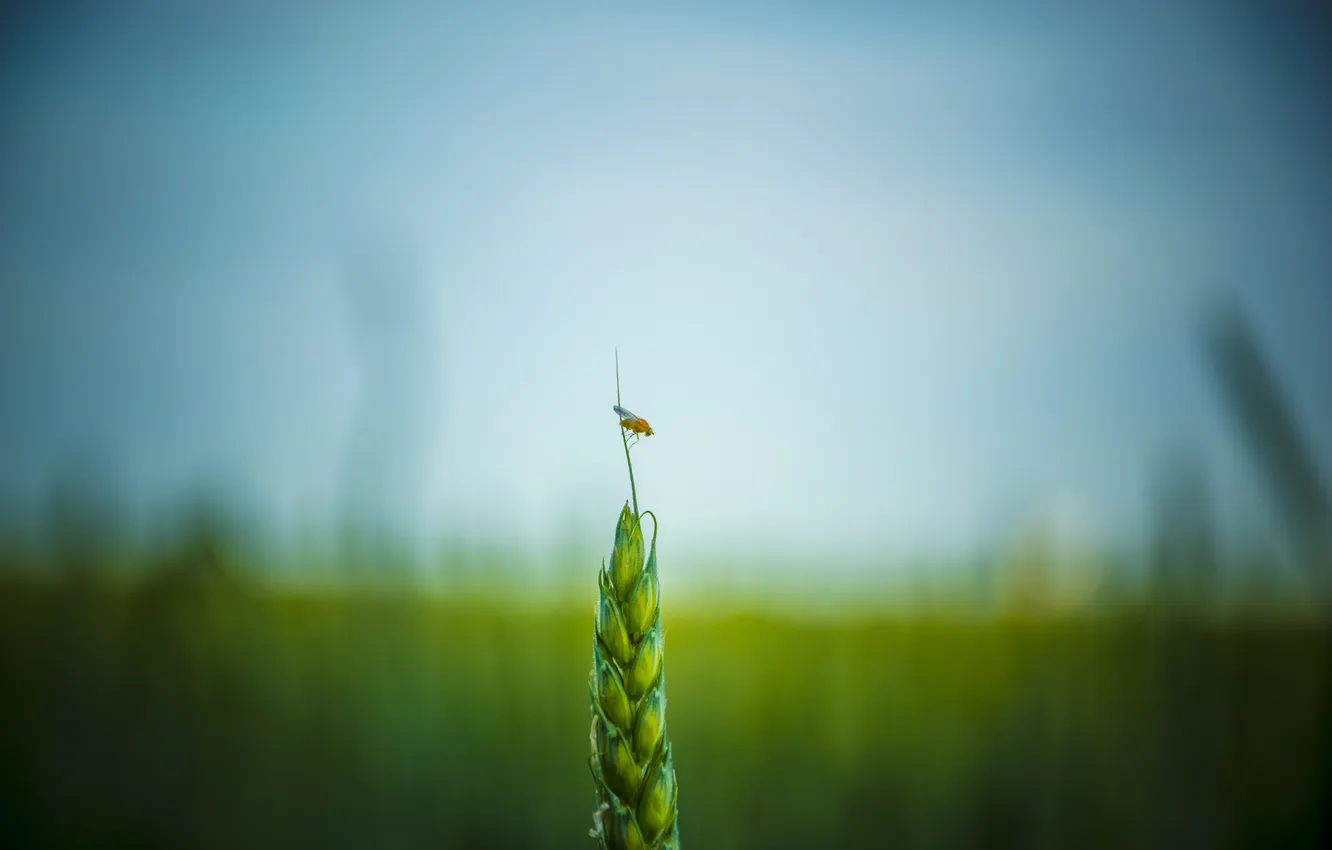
xmin=613 ymin=405 xmax=654 ymax=438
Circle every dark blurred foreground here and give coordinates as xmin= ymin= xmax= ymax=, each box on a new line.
xmin=2 ymin=557 xmax=1329 ymax=850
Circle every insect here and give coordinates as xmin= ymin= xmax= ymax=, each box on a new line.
xmin=614 ymin=405 xmax=654 ymax=442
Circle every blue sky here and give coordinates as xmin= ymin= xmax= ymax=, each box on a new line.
xmin=1 ymin=1 xmax=1329 ymax=571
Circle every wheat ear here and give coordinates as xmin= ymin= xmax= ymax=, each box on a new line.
xmin=589 ymin=354 xmax=679 ymax=849
xmin=589 ymin=504 xmax=679 ymax=849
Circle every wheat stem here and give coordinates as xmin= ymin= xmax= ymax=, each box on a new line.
xmin=615 ymin=348 xmax=639 ymax=518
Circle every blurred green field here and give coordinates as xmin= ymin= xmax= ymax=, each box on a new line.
xmin=3 ymin=564 xmax=1329 ymax=850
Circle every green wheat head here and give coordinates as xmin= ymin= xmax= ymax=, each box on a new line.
xmin=590 ymin=355 xmax=679 ymax=849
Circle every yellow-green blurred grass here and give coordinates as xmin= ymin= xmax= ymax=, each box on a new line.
xmin=1 ymin=574 xmax=1329 ymax=849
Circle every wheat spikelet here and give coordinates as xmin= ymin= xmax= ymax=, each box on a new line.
xmin=589 ymin=502 xmax=679 ymax=849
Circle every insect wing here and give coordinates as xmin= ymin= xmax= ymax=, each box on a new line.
xmin=613 ymin=405 xmax=641 ymax=423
